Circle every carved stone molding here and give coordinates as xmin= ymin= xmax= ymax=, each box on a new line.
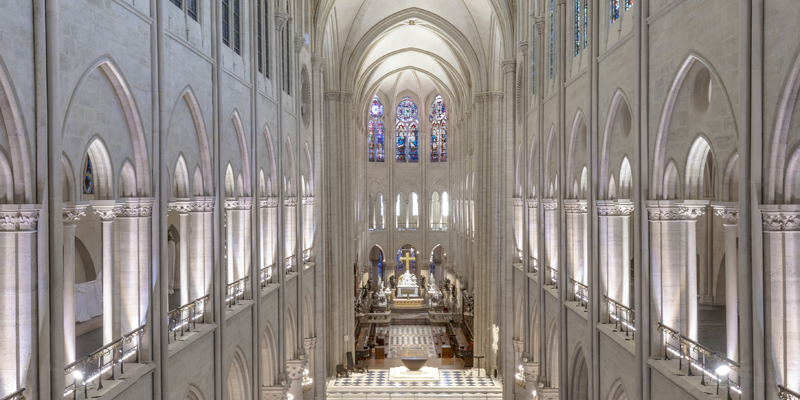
xmin=714 ymin=207 xmax=739 ymax=225
xmin=527 ymin=198 xmax=538 ymax=208
xmin=512 ymin=339 xmax=524 ymax=354
xmin=513 ymin=198 xmax=524 ymax=207
xmin=262 ymin=197 xmax=279 ymax=208
xmin=646 ymin=203 xmax=705 ymax=221
xmin=534 ymin=16 xmax=545 ymax=35
xmin=274 ymin=12 xmax=290 ymax=31
xmin=311 ymin=56 xmax=326 ymax=73
xmin=597 ymin=201 xmax=634 ymax=217
xmin=762 ymin=211 xmax=800 ymax=232
xmin=294 ymin=35 xmax=305 ymax=53
xmin=260 ymin=385 xmax=289 ymax=400
xmin=94 ymin=207 xmax=119 ymax=222
xmin=192 ymin=198 xmax=215 ymax=212
xmin=563 ymin=201 xmax=587 ymax=213
xmin=1 ymin=209 xmax=41 ymax=232
xmin=542 ymin=199 xmax=559 ymax=211
xmin=518 ymin=41 xmax=529 ymax=57
xmin=285 ymin=359 xmax=306 ymax=380
xmin=523 ymin=362 xmax=539 ymax=381
xmin=116 ymin=199 xmax=154 ymax=218
xmin=169 ymin=201 xmax=194 ymax=214
xmin=491 ymin=92 xmax=504 ymax=101
xmin=323 ymin=91 xmax=351 ymax=102
xmin=302 ymin=197 xmax=314 ymax=205
xmin=501 ymin=60 xmax=516 ymax=74
xmin=225 ymin=198 xmax=253 ymax=211
xmin=62 ymin=208 xmax=86 ymax=225
xmin=284 ymin=197 xmax=298 ymax=207
xmin=303 ymin=337 xmax=317 ymax=351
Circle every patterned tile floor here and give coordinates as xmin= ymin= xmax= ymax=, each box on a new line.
xmin=385 ymin=325 xmax=444 ymax=359
xmin=330 ymin=370 xmax=501 ymax=389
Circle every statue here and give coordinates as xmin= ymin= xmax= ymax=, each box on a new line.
xmin=388 ymin=275 xmax=396 ymax=290
xmin=420 ymin=275 xmax=426 ymax=291
xmin=397 ymin=269 xmax=418 ymax=287
xmin=427 ymin=276 xmax=442 ymax=306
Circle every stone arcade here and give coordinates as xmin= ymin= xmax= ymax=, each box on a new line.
xmin=0 ymin=1 xmax=799 ymax=400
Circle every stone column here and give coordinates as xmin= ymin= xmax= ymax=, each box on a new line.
xmin=197 ymin=197 xmax=214 ymax=299
xmin=92 ymin=203 xmax=119 ymax=345
xmin=303 ymin=338 xmax=317 ymax=400
xmin=225 ymin=198 xmax=252 ymax=283
xmin=713 ymin=205 xmax=739 ymax=361
xmin=115 ymin=198 xmax=153 ymax=335
xmin=187 ymin=199 xmax=207 ymax=301
xmin=647 ymin=200 xmax=706 ymax=341
xmin=597 ymin=201 xmax=634 ymax=321
xmin=62 ymin=204 xmax=87 ymax=362
xmin=564 ymin=200 xmax=588 ymax=285
xmin=528 ymin=198 xmax=539 ymax=271
xmin=286 ymin=359 xmax=306 ymax=400
xmin=762 ymin=206 xmax=800 ymax=391
xmin=171 ymin=200 xmax=193 ymax=305
xmin=523 ymin=361 xmax=540 ymax=400
xmin=302 ymin=197 xmax=314 ymax=255
xmin=514 ymin=198 xmax=524 ymax=257
xmin=542 ymin=199 xmax=559 ymax=281
xmin=285 ymin=197 xmax=298 ymax=272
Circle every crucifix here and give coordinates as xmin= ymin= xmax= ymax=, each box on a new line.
xmin=399 ymin=251 xmax=414 ymax=272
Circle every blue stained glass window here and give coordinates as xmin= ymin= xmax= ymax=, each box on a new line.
xmin=574 ymin=0 xmax=580 ymax=56
xmin=378 ymin=256 xmax=383 ymax=279
xmin=83 ymin=155 xmax=94 ymax=194
xmin=430 ymin=95 xmax=447 ymax=162
xmin=395 ymin=97 xmax=419 ymax=163
xmin=368 ymin=96 xmax=385 ymax=162
xmin=550 ymin=0 xmax=555 ymax=79
xmin=584 ymin=1 xmax=588 ymax=49
xmin=397 ymin=246 xmax=417 ymax=274
xmin=531 ymin=37 xmax=536 ymax=96
xmin=625 ymin=0 xmax=633 ymax=11
xmin=611 ymin=0 xmax=620 ymax=23
xmin=430 ymin=261 xmax=435 ymax=277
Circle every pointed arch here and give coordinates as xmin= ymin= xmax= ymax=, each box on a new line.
xmin=63 ymin=56 xmax=150 ymax=196
xmin=569 ymin=344 xmax=589 ymax=400
xmin=600 ymin=89 xmax=633 ymax=198
xmin=177 ymin=86 xmax=213 ymax=195
xmin=284 ymin=137 xmax=297 ymax=197
xmin=225 ymin=347 xmax=251 ymax=400
xmin=236 ymin=172 xmax=244 ymax=197
xmin=663 ymin=160 xmax=680 ymax=200
xmin=285 ymin=305 xmax=297 ymax=360
xmin=193 ymin=166 xmax=204 ymax=197
xmin=262 ymin=125 xmax=278 ymax=197
xmin=618 ymin=157 xmax=632 ymax=199
xmin=685 ymin=135 xmax=715 ymax=200
xmin=0 ymin=147 xmax=16 ymax=204
xmin=225 ymin=164 xmax=235 ymax=198
xmin=183 ymin=384 xmax=205 ymax=400
xmin=567 ymin=110 xmax=588 ymax=198
xmin=303 ymin=142 xmax=314 ymax=196
xmin=119 ymin=159 xmax=137 ymax=198
xmin=608 ymin=174 xmax=617 ymax=200
xmin=607 ymin=379 xmax=629 ymax=400
xmin=303 ymin=291 xmax=314 ymax=338
xmin=229 ymin=111 xmax=251 ymax=196
xmin=84 ymin=136 xmax=114 ymax=200
xmin=173 ymin=154 xmax=190 ymax=198
xmin=769 ymin=46 xmax=800 ymax=203
xmin=0 ymin=55 xmax=33 ymax=203
xmin=261 ymin=323 xmax=279 ymax=387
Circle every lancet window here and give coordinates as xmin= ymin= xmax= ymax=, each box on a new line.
xmin=550 ymin=0 xmax=555 ymax=78
xmin=396 ymin=246 xmax=417 ymax=274
xmin=83 ymin=155 xmax=94 ymax=195
xmin=368 ymin=96 xmax=385 ymax=162
xmin=430 ymin=95 xmax=447 ymax=162
xmin=396 ymin=97 xmax=419 ymax=162
xmin=611 ymin=0 xmax=620 ymax=23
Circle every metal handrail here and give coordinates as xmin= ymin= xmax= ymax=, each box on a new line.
xmin=569 ymin=279 xmax=589 ymax=309
xmin=225 ymin=276 xmax=248 ymax=307
xmin=0 ymin=388 xmax=25 ymax=400
xmin=604 ymin=296 xmax=635 ymax=339
xmin=546 ymin=267 xmax=558 ymax=288
xmin=302 ymin=248 xmax=311 ymax=261
xmin=530 ymin=256 xmax=539 ymax=273
xmin=780 ymin=385 xmax=800 ymax=400
xmin=167 ymin=295 xmax=210 ymax=342
xmin=285 ymin=255 xmax=295 ymax=273
xmin=64 ymin=325 xmax=146 ymax=398
xmin=260 ymin=264 xmax=275 ymax=288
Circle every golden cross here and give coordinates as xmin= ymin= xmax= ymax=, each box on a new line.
xmin=399 ymin=251 xmax=414 ymax=271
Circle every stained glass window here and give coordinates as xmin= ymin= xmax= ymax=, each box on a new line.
xmin=367 ymin=97 xmax=385 ymax=162
xmin=430 ymin=95 xmax=447 ymax=162
xmin=574 ymin=0 xmax=580 ymax=56
xmin=625 ymin=0 xmax=633 ymax=11
xmin=531 ymin=37 xmax=536 ymax=96
xmin=232 ymin=0 xmax=241 ymax=54
xmin=222 ymin=0 xmax=230 ymax=46
xmin=396 ymin=246 xmax=417 ymax=273
xmin=550 ymin=0 xmax=555 ymax=79
xmin=584 ymin=1 xmax=588 ymax=49
xmin=83 ymin=155 xmax=94 ymax=194
xmin=187 ymin=0 xmax=197 ymax=21
xmin=257 ymin=0 xmax=263 ymax=73
xmin=611 ymin=0 xmax=620 ymax=23
xmin=395 ymin=97 xmax=419 ymax=162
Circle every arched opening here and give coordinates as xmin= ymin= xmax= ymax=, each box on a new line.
xmin=83 ymin=138 xmax=114 ymax=200
xmin=225 ymin=164 xmax=235 ymax=198
xmin=607 ymin=379 xmax=629 ymax=400
xmin=173 ymin=156 xmax=190 ymax=198
xmin=369 ymin=245 xmax=385 ymax=286
xmin=430 ymin=191 xmax=441 ymax=229
xmin=225 ymin=349 xmax=250 ymax=400
xmin=685 ymin=136 xmax=715 ymax=200
xmin=570 ymin=346 xmax=589 ymax=400
xmin=429 ymin=244 xmax=445 ymax=283
xmin=262 ymin=325 xmax=278 ymax=387
xmin=396 ymin=192 xmax=408 ymax=229
xmin=619 ymin=157 xmax=632 ymax=199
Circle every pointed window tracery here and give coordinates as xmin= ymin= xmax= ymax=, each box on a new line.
xmin=396 ymin=97 xmax=419 ymax=162
xmin=430 ymin=95 xmax=447 ymax=162
xmin=83 ymin=155 xmax=94 ymax=194
xmin=368 ymin=96 xmax=385 ymax=162
xmin=550 ymin=0 xmax=555 ymax=79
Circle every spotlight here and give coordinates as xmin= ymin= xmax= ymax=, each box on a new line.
xmin=72 ymin=370 xmax=83 ymax=380
xmin=715 ymin=365 xmax=730 ymax=376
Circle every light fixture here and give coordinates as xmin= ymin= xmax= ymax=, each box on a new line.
xmin=302 ymin=368 xmax=313 ymax=393
xmin=72 ymin=370 xmax=83 ymax=380
xmin=715 ymin=365 xmax=730 ymax=376
xmin=515 ymin=365 xmax=526 ymax=388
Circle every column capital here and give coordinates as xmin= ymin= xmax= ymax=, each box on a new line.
xmin=501 ymin=59 xmax=516 ymax=74
xmin=311 ymin=56 xmax=327 ymax=73
xmin=285 ymin=359 xmax=307 ymax=380
xmin=284 ymin=197 xmax=298 ymax=207
xmin=522 ymin=361 xmax=539 ymax=381
xmin=534 ymin=16 xmax=546 ymax=35
xmin=169 ymin=199 xmax=194 ymax=214
xmin=62 ymin=203 xmax=89 ymax=226
xmin=224 ymin=197 xmax=252 ymax=211
xmin=323 ymin=91 xmax=352 ymax=102
xmin=261 ymin=197 xmax=279 ymax=208
xmin=518 ymin=41 xmax=529 ymax=57
xmin=645 ymin=200 xmax=706 ymax=221
xmin=563 ymin=200 xmax=587 ymax=214
xmin=260 ymin=385 xmax=289 ymax=400
xmin=294 ymin=34 xmax=306 ymax=53
xmin=0 ymin=205 xmax=41 ymax=232
xmin=542 ymin=199 xmax=559 ymax=211
xmin=712 ymin=204 xmax=739 ymax=226
xmin=192 ymin=197 xmax=215 ymax=212
xmin=512 ymin=339 xmax=524 ymax=354
xmin=596 ymin=200 xmax=634 ymax=216
xmin=274 ymin=12 xmax=290 ymax=31
xmin=302 ymin=197 xmax=314 ymax=205
xmin=761 ymin=204 xmax=800 ymax=232
xmin=303 ymin=337 xmax=317 ymax=350
xmin=513 ymin=198 xmax=524 ymax=206
xmin=527 ymin=198 xmax=538 ymax=208
xmin=116 ymin=198 xmax=154 ymax=218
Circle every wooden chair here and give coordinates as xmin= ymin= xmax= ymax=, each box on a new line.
xmin=346 ymin=351 xmax=357 ymax=374
xmin=336 ymin=364 xmax=349 ymax=379
xmin=355 ymin=359 xmax=369 ymax=373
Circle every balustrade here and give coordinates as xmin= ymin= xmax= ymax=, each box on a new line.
xmin=167 ymin=295 xmax=210 ymax=342
xmin=261 ymin=264 xmax=275 ymax=288
xmin=780 ymin=385 xmax=800 ymax=400
xmin=64 ymin=325 xmax=146 ymax=398
xmin=546 ymin=267 xmax=558 ymax=287
xmin=225 ymin=276 xmax=248 ymax=307
xmin=0 ymin=388 xmax=25 ymax=400
xmin=570 ymin=279 xmax=588 ymax=309
xmin=604 ymin=296 xmax=635 ymax=339
xmin=656 ymin=322 xmax=741 ymax=397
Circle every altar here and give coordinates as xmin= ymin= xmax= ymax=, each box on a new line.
xmin=395 ymin=252 xmax=420 ymax=297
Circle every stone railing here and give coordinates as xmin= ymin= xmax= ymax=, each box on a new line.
xmin=428 ymin=311 xmax=451 ymax=323
xmin=0 ymin=388 xmax=25 ymax=400
xmin=546 ymin=267 xmax=558 ymax=288
xmin=657 ymin=322 xmax=741 ymax=396
xmin=64 ymin=325 xmax=146 ymax=398
xmin=604 ymin=296 xmax=635 ymax=339
xmin=570 ymin=279 xmax=588 ymax=309
xmin=168 ymin=295 xmax=210 ymax=342
xmin=225 ymin=276 xmax=248 ymax=307
xmin=365 ymin=311 xmax=392 ymax=323
xmin=260 ymin=265 xmax=275 ymax=288
xmin=780 ymin=385 xmax=800 ymax=400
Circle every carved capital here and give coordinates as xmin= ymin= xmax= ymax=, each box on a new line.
xmin=501 ymin=60 xmax=516 ymax=74
xmin=262 ymin=197 xmax=279 ymax=208
xmin=527 ymin=198 xmax=538 ymax=208
xmin=260 ymin=385 xmax=289 ymax=400
xmin=762 ymin=210 xmax=800 ymax=232
xmin=0 ymin=208 xmax=41 ymax=231
xmin=542 ymin=199 xmax=559 ymax=211
xmin=491 ymin=92 xmax=504 ymax=101
xmin=192 ymin=197 xmax=215 ymax=212
xmin=312 ymin=56 xmax=327 ymax=73
xmin=116 ymin=199 xmax=154 ymax=218
xmin=294 ymin=35 xmax=306 ymax=53
xmin=274 ymin=12 xmax=290 ymax=31
xmin=597 ymin=201 xmax=634 ymax=217
xmin=284 ymin=197 xmax=298 ymax=207
xmin=302 ymin=197 xmax=314 ymax=205
xmin=285 ymin=359 xmax=306 ymax=380
xmin=303 ymin=337 xmax=317 ymax=350
xmin=512 ymin=198 xmax=524 ymax=207
xmin=646 ymin=202 xmax=705 ymax=221
xmin=512 ymin=339 xmax=524 ymax=354
xmin=62 ymin=205 xmax=88 ymax=226
xmin=224 ymin=198 xmax=253 ymax=211
xmin=523 ymin=362 xmax=539 ymax=381
xmin=518 ymin=41 xmax=529 ymax=57
xmin=93 ymin=206 xmax=120 ymax=222
xmin=169 ymin=201 xmax=194 ymax=214
xmin=563 ymin=200 xmax=587 ymax=214
xmin=714 ymin=207 xmax=739 ymax=225
xmin=534 ymin=16 xmax=546 ymax=35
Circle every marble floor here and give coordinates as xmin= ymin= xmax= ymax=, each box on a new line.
xmin=327 ymin=369 xmax=502 ymax=399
